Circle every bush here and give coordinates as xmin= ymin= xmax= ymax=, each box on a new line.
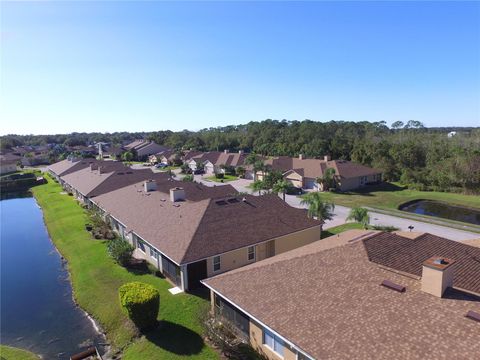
xmin=370 ymin=225 xmax=399 ymax=232
xmin=183 ymin=174 xmax=194 ymax=182
xmin=108 ymin=238 xmax=134 ymax=266
xmin=119 ymin=282 xmax=160 ymax=330
xmin=215 ymin=173 xmax=225 ymax=179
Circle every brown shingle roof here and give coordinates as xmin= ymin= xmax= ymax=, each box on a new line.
xmin=93 ymin=182 xmax=320 ymax=264
xmin=363 ymin=232 xmax=480 ymax=294
xmin=204 ymin=232 xmax=480 ymax=360
xmin=48 ymin=158 xmax=99 ymax=177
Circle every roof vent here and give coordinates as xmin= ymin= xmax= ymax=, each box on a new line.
xmin=466 ymin=310 xmax=480 ymax=323
xmin=381 ymin=280 xmax=406 ymax=293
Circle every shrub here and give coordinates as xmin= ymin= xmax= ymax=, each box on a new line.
xmin=119 ymin=282 xmax=160 ymax=330
xmin=215 ymin=173 xmax=225 ymax=179
xmin=370 ymin=225 xmax=399 ymax=232
xmin=183 ymin=174 xmax=194 ymax=182
xmin=108 ymin=238 xmax=134 ymax=266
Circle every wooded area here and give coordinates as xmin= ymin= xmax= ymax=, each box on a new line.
xmin=2 ymin=120 xmax=479 ymax=192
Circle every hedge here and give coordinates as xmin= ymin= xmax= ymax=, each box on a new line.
xmin=119 ymin=282 xmax=160 ymax=330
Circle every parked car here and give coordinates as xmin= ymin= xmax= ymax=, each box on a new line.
xmin=155 ymin=163 xmax=167 ymax=169
xmin=193 ymin=169 xmax=205 ymax=175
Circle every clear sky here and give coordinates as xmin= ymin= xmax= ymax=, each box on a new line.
xmin=1 ymin=1 xmax=479 ymax=135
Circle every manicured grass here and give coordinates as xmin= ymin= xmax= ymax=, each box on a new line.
xmin=0 ymin=345 xmax=40 ymax=360
xmin=31 ymin=181 xmax=218 ymax=359
xmin=321 ymin=223 xmax=364 ymax=238
xmin=204 ymin=174 xmax=238 ymax=182
xmin=307 ymin=183 xmax=480 ymax=211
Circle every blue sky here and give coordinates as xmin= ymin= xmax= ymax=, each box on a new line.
xmin=1 ymin=1 xmax=479 ymax=135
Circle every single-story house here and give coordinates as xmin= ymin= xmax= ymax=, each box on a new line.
xmin=203 ymin=230 xmax=480 ymax=360
xmin=257 ymin=155 xmax=382 ymax=191
xmin=124 ymin=140 xmax=169 ymax=160
xmin=186 ymin=150 xmax=248 ymax=175
xmin=148 ymin=150 xmax=180 ymax=166
xmin=91 ymin=178 xmax=323 ymax=291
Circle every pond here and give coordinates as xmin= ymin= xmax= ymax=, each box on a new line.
xmin=0 ymin=196 xmax=105 ymax=359
xmin=399 ymin=199 xmax=480 ymax=226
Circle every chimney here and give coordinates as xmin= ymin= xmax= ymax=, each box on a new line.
xmin=299 ymin=154 xmax=304 ymax=160
xmin=224 ymin=149 xmax=229 ymax=154
xmin=144 ymin=179 xmax=157 ymax=192
xmin=324 ymin=155 xmax=331 ymax=161
xmin=170 ymin=187 xmax=185 ymax=202
xmin=90 ymin=163 xmax=98 ymax=171
xmin=421 ymin=257 xmax=455 ymax=298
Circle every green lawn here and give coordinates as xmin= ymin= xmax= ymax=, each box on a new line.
xmin=0 ymin=346 xmax=40 ymax=360
xmin=321 ymin=223 xmax=364 ymax=238
xmin=307 ymin=183 xmax=480 ymax=211
xmin=31 ymin=181 xmax=218 ymax=359
xmin=204 ymin=174 xmax=238 ymax=182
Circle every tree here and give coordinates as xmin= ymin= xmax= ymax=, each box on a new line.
xmin=264 ymin=170 xmax=284 ymax=189
xmin=300 ymin=192 xmax=335 ymax=221
xmin=107 ymin=238 xmax=134 ymax=266
xmin=182 ymin=174 xmax=194 ymax=182
xmin=316 ymin=168 xmax=336 ymax=191
xmin=253 ymin=160 xmax=266 ymax=180
xmin=272 ymin=180 xmax=291 ymax=201
xmin=236 ymin=166 xmax=246 ymax=178
xmin=122 ymin=151 xmax=134 ymax=162
xmin=391 ymin=121 xmax=404 ymax=130
xmin=346 ymin=207 xmax=370 ymax=229
xmin=119 ymin=282 xmax=160 ymax=330
xmin=245 ymin=152 xmax=259 ymax=166
xmin=180 ymin=163 xmax=191 ymax=174
xmin=251 ymin=180 xmax=266 ymax=195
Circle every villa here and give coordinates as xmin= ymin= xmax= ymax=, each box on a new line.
xmin=203 ymin=230 xmax=480 ymax=360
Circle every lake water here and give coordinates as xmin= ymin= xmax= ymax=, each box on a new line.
xmin=400 ymin=200 xmax=480 ymax=226
xmin=0 ymin=196 xmax=105 ymax=359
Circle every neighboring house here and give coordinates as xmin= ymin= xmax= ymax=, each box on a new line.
xmin=91 ymin=179 xmax=322 ymax=291
xmin=186 ymin=150 xmax=248 ymax=175
xmin=124 ymin=140 xmax=169 ymax=160
xmin=257 ymin=155 xmax=382 ymax=192
xmin=148 ymin=150 xmax=180 ymax=166
xmin=203 ymin=230 xmax=480 ymax=360
xmin=0 ymin=153 xmax=21 ymax=175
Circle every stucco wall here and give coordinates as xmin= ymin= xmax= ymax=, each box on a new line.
xmin=205 ymin=225 xmax=321 ymax=277
xmin=338 ymin=173 xmax=381 ymax=191
xmin=250 ymin=320 xmax=297 ymax=360
xmin=284 ymin=171 xmax=303 ymax=188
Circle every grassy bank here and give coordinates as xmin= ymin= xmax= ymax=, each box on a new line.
xmin=204 ymin=174 xmax=238 ymax=182
xmin=0 ymin=346 xmax=40 ymax=360
xmin=309 ymin=183 xmax=480 ymax=210
xmin=32 ymin=181 xmax=217 ymax=359
xmin=321 ymin=223 xmax=364 ymax=238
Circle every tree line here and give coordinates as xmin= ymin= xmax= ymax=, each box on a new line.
xmin=1 ymin=120 xmax=479 ymax=192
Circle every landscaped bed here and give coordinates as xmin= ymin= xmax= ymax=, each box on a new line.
xmin=204 ymin=174 xmax=238 ymax=182
xmin=31 ymin=180 xmax=218 ymax=359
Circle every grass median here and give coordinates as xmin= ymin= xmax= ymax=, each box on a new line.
xmin=32 ymin=180 xmax=217 ymax=359
xmin=0 ymin=346 xmax=40 ymax=360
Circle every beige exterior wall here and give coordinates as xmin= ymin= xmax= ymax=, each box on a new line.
xmin=205 ymin=225 xmax=321 ymax=277
xmin=421 ymin=265 xmax=454 ymax=298
xmin=284 ymin=171 xmax=303 ymax=188
xmin=250 ymin=320 xmax=297 ymax=360
xmin=338 ymin=173 xmax=381 ymax=191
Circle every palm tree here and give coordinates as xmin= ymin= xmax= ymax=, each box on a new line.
xmin=245 ymin=152 xmax=259 ymax=166
xmin=300 ymin=192 xmax=335 ymax=221
xmin=346 ymin=207 xmax=370 ymax=229
xmin=272 ymin=180 xmax=291 ymax=201
xmin=316 ymin=168 xmax=336 ymax=192
xmin=253 ymin=160 xmax=266 ymax=181
xmin=252 ymin=180 xmax=266 ymax=195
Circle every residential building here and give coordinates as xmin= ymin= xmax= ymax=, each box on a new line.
xmin=91 ymin=179 xmax=322 ymax=291
xmin=257 ymin=155 xmax=382 ymax=191
xmin=148 ymin=150 xmax=180 ymax=166
xmin=0 ymin=153 xmax=20 ymax=174
xmin=124 ymin=139 xmax=169 ymax=160
xmin=186 ymin=150 xmax=248 ymax=175
xmin=203 ymin=230 xmax=480 ymax=360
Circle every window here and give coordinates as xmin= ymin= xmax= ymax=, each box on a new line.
xmin=264 ymin=329 xmax=284 ymax=357
xmin=247 ymin=246 xmax=255 ymax=261
xmin=150 ymin=247 xmax=158 ymax=260
xmin=214 ymin=294 xmax=250 ymax=336
xmin=213 ymin=256 xmax=221 ymax=272
xmin=137 ymin=240 xmax=146 ymax=253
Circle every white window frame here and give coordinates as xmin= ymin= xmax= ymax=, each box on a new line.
xmin=150 ymin=247 xmax=158 ymax=260
xmin=247 ymin=246 xmax=256 ymax=261
xmin=213 ymin=256 xmax=221 ymax=272
xmin=263 ymin=328 xmax=284 ymax=357
xmin=137 ymin=240 xmax=146 ymax=253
